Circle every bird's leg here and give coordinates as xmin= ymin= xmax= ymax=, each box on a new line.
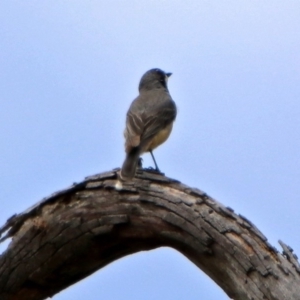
xmin=150 ymin=150 xmax=160 ymax=172
xmin=137 ymin=157 xmax=143 ymax=168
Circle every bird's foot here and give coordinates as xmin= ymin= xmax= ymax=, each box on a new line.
xmin=144 ymin=166 xmax=162 ymax=174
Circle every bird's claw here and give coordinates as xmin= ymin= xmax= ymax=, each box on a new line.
xmin=145 ymin=166 xmax=161 ymax=174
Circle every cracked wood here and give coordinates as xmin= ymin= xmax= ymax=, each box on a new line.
xmin=0 ymin=169 xmax=300 ymax=300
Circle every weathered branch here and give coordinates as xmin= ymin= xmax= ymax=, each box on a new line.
xmin=0 ymin=169 xmax=299 ymax=300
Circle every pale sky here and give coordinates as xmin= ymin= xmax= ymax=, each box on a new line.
xmin=1 ymin=1 xmax=300 ymax=299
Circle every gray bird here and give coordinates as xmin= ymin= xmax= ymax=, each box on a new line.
xmin=120 ymin=68 xmax=177 ymax=180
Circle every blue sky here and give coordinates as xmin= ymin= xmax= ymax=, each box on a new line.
xmin=1 ymin=1 xmax=300 ymax=299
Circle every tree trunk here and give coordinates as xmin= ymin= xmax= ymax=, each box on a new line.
xmin=0 ymin=169 xmax=299 ymax=300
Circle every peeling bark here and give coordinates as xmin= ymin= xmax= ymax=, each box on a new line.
xmin=0 ymin=169 xmax=300 ymax=300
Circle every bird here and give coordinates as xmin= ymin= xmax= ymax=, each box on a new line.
xmin=120 ymin=68 xmax=177 ymax=180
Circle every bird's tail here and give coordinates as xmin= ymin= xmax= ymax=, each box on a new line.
xmin=120 ymin=147 xmax=140 ymax=180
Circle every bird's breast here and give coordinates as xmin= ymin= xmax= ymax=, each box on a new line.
xmin=146 ymin=122 xmax=173 ymax=152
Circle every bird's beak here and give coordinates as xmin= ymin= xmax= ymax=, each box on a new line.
xmin=165 ymin=72 xmax=172 ymax=82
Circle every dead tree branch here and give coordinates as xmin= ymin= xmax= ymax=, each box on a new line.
xmin=0 ymin=169 xmax=299 ymax=300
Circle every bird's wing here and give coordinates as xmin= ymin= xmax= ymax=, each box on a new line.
xmin=140 ymin=99 xmax=176 ymax=142
xmin=124 ymin=92 xmax=176 ymax=152
xmin=124 ymin=99 xmax=144 ymax=151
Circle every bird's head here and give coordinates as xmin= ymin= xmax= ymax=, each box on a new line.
xmin=139 ymin=68 xmax=172 ymax=91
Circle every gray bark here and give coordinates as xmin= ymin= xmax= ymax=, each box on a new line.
xmin=0 ymin=169 xmax=299 ymax=300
